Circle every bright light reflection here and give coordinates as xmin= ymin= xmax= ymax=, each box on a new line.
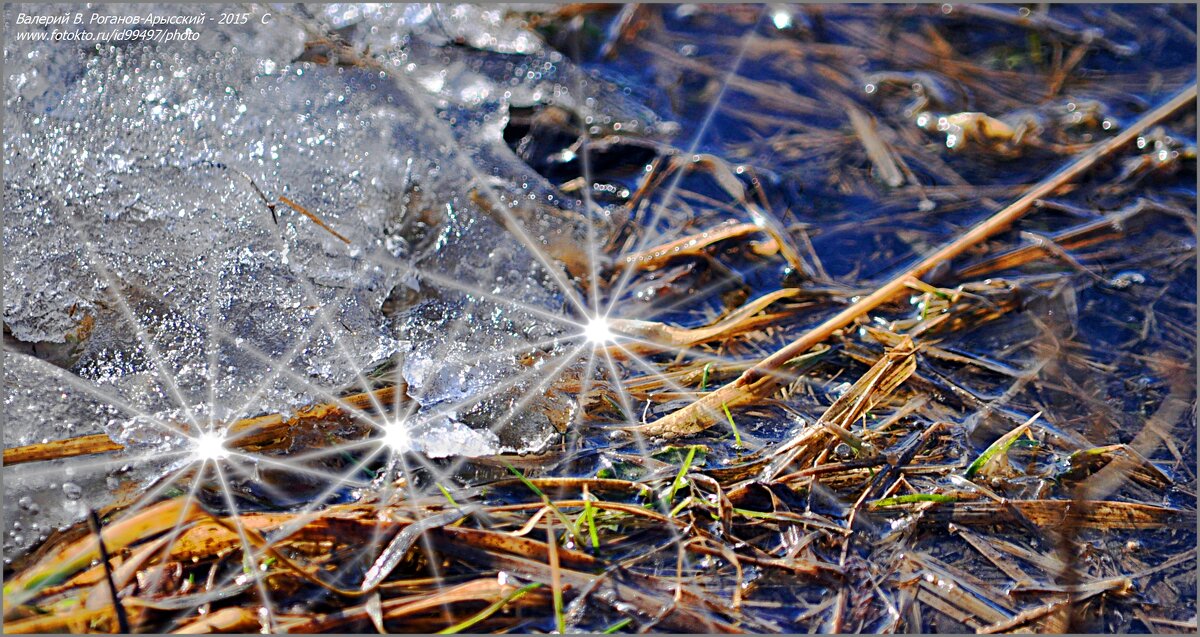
xmin=192 ymin=431 xmax=229 ymax=462
xmin=583 ymin=316 xmax=615 ymax=344
xmin=382 ymin=419 xmax=411 ymax=452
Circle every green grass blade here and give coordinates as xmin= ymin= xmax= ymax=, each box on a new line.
xmin=436 ymin=582 xmax=542 ymax=634
xmin=604 ymin=395 xmax=626 ymax=419
xmin=667 ymin=445 xmax=698 ymax=510
xmin=553 ymin=574 xmax=565 ymax=633
xmin=503 ymin=462 xmax=582 ymax=545
xmin=965 ymin=412 xmax=1039 ymax=479
xmin=870 ymin=493 xmax=957 ymax=507
xmin=584 ymin=498 xmax=600 ymax=550
xmin=722 ymin=402 xmax=743 ymax=447
xmin=603 ymin=618 xmax=634 ymax=634
xmin=436 ymin=482 xmax=459 ymax=507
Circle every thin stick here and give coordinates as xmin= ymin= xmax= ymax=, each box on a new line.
xmin=637 ymin=81 xmax=1197 ymax=437
xmin=87 ymin=510 xmax=131 ymax=634
xmin=3 ymin=434 xmax=123 ymax=465
xmin=278 ymin=195 xmax=351 ymax=244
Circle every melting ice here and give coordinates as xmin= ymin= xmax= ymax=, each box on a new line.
xmin=3 ymin=3 xmax=667 ymax=558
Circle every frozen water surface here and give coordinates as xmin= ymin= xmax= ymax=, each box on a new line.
xmin=4 ymin=3 xmax=659 ymax=556
xmin=3 ymin=352 xmax=189 ymax=558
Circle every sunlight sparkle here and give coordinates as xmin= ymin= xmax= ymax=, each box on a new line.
xmin=192 ymin=431 xmax=230 ymax=462
xmin=583 ymin=315 xmax=615 ymax=344
xmin=382 ymin=419 xmax=411 ymax=452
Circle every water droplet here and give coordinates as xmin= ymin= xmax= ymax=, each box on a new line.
xmin=62 ymin=482 xmax=83 ymax=501
xmin=18 ymin=497 xmax=39 ymax=514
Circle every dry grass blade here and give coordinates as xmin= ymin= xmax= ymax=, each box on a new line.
xmin=908 ymin=555 xmax=1013 ymax=627
xmin=636 ymin=81 xmax=1197 ymax=439
xmin=619 ymin=150 xmax=810 ymax=276
xmin=4 ymin=607 xmax=121 ymax=635
xmin=1058 ymin=444 xmax=1174 ymax=490
xmin=617 ymin=221 xmax=779 ymax=271
xmin=361 ymin=506 xmax=481 ymax=593
xmin=976 ymin=600 xmax=1072 ymax=635
xmin=951 ymin=525 xmax=1036 ymax=583
xmin=4 ymin=499 xmax=203 ymax=610
xmin=847 ymin=104 xmax=904 ymax=187
xmin=609 ymin=288 xmax=801 ymax=352
xmin=82 ymin=533 xmax=174 ymax=611
xmin=944 ymin=4 xmax=1138 ymax=56
xmin=436 ymin=582 xmax=543 ymax=634
xmin=172 ymin=607 xmax=264 ymax=634
xmin=754 ymin=336 xmax=918 ymax=481
xmin=429 ymin=526 xmax=744 ymax=633
xmin=881 ymin=499 xmax=1194 ymax=530
xmin=287 ymin=579 xmax=533 ymax=633
xmin=820 ymin=336 xmax=918 ymax=431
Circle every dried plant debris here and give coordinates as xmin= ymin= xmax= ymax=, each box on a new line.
xmin=3 ymin=3 xmax=1196 ymax=634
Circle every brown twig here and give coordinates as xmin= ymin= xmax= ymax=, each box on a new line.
xmin=278 ymin=195 xmax=352 ymax=245
xmin=633 ymin=81 xmax=1197 ymax=438
xmin=3 ymin=434 xmax=123 ymax=465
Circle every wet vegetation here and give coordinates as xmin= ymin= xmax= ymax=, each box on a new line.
xmin=4 ymin=3 xmax=1197 ymax=634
